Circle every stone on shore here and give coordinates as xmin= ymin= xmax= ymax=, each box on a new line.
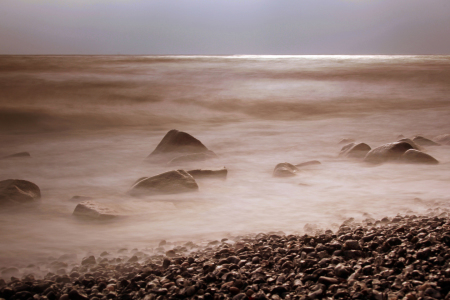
xmin=129 ymin=170 xmax=198 ymax=197
xmin=147 ymin=129 xmax=214 ymax=162
xmin=273 ymin=163 xmax=298 ymax=177
xmin=73 ymin=201 xmax=118 ymax=220
xmin=187 ymin=167 xmax=227 ymax=180
xmin=400 ymin=149 xmax=439 ymax=165
xmin=364 ymin=141 xmax=415 ymax=164
xmin=339 ymin=142 xmax=371 ymax=159
xmin=0 ymin=179 xmax=41 ymax=206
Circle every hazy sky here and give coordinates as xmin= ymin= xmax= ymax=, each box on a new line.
xmin=0 ymin=0 xmax=449 ymax=55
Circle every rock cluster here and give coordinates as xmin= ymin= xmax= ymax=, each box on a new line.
xmin=3 ymin=214 xmax=450 ymax=300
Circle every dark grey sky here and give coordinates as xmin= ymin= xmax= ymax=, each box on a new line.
xmin=1 ymin=0 xmax=449 ymax=55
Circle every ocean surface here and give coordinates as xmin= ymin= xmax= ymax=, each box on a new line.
xmin=0 ymin=55 xmax=449 ymax=276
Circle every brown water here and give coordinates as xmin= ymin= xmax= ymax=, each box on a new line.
xmin=0 ymin=55 xmax=449 ymax=275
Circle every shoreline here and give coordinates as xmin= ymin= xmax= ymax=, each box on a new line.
xmin=1 ymin=212 xmax=449 ymax=300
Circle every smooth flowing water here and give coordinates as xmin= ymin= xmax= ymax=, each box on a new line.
xmin=0 ymin=55 xmax=449 ymax=275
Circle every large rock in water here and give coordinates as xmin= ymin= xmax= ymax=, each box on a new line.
xmin=0 ymin=179 xmax=41 ymax=206
xmin=273 ymin=163 xmax=299 ymax=177
xmin=73 ymin=201 xmax=118 ymax=220
xmin=364 ymin=141 xmax=414 ymax=164
xmin=339 ymin=143 xmax=371 ymax=159
xmin=129 ymin=170 xmax=198 ymax=197
xmin=147 ymin=130 xmax=213 ymax=162
xmin=400 ymin=149 xmax=439 ymax=165
xmin=434 ymin=134 xmax=450 ymax=145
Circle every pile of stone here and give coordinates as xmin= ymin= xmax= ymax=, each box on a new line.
xmin=2 ymin=213 xmax=450 ymax=300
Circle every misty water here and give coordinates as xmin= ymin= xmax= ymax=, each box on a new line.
xmin=0 ymin=55 xmax=449 ymax=276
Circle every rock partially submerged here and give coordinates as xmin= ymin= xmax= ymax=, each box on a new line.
xmin=273 ymin=163 xmax=298 ymax=177
xmin=339 ymin=142 xmax=371 ymax=159
xmin=364 ymin=141 xmax=415 ymax=164
xmin=1 ymin=152 xmax=31 ymax=159
xmin=73 ymin=201 xmax=118 ymax=220
xmin=0 ymin=179 xmax=41 ymax=206
xmin=129 ymin=170 xmax=199 ymax=197
xmin=400 ymin=149 xmax=439 ymax=165
xmin=434 ymin=134 xmax=450 ymax=145
xmin=412 ymin=136 xmax=440 ymax=147
xmin=168 ymin=151 xmax=217 ymax=165
xmin=187 ymin=167 xmax=227 ymax=180
xmin=147 ymin=130 xmax=214 ymax=163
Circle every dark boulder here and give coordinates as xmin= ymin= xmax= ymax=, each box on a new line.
xmin=128 ymin=170 xmax=198 ymax=197
xmin=434 ymin=134 xmax=450 ymax=145
xmin=73 ymin=201 xmax=118 ymax=220
xmin=0 ymin=179 xmax=41 ymax=206
xmin=339 ymin=142 xmax=371 ymax=159
xmin=147 ymin=130 xmax=213 ymax=162
xmin=412 ymin=136 xmax=440 ymax=147
xmin=1 ymin=152 xmax=31 ymax=159
xmin=364 ymin=141 xmax=415 ymax=164
xmin=295 ymin=160 xmax=321 ymax=168
xmin=187 ymin=167 xmax=227 ymax=180
xmin=273 ymin=163 xmax=298 ymax=177
xmin=400 ymin=149 xmax=439 ymax=165
xmin=168 ymin=151 xmax=217 ymax=165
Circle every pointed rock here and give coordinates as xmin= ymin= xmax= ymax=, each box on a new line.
xmin=129 ymin=170 xmax=198 ymax=196
xmin=147 ymin=129 xmax=213 ymax=162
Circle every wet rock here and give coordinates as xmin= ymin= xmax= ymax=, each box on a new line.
xmin=187 ymin=167 xmax=227 ymax=180
xmin=273 ymin=163 xmax=298 ymax=177
xmin=147 ymin=129 xmax=213 ymax=162
xmin=0 ymin=179 xmax=41 ymax=206
xmin=128 ymin=170 xmax=198 ymax=196
xmin=434 ymin=134 xmax=450 ymax=145
xmin=400 ymin=149 xmax=439 ymax=165
xmin=73 ymin=201 xmax=118 ymax=220
xmin=412 ymin=136 xmax=440 ymax=147
xmin=339 ymin=142 xmax=371 ymax=159
xmin=364 ymin=141 xmax=415 ymax=164
xmin=1 ymin=152 xmax=31 ymax=159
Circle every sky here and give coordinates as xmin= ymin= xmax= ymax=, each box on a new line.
xmin=0 ymin=0 xmax=449 ymax=55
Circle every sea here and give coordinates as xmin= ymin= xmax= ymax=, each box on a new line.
xmin=0 ymin=55 xmax=449 ymax=276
